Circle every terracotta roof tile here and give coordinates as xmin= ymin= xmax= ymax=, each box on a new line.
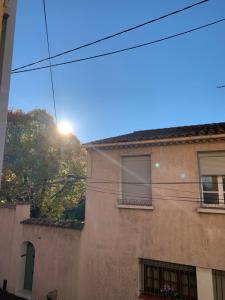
xmin=21 ymin=218 xmax=84 ymax=230
xmin=86 ymin=122 xmax=225 ymax=145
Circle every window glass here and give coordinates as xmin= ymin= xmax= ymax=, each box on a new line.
xmin=202 ymin=176 xmax=218 ymax=191
xmin=203 ymin=192 xmax=219 ymax=204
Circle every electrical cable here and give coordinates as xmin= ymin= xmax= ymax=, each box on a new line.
xmin=12 ymin=0 xmax=209 ymax=72
xmin=86 ymin=185 xmax=225 ymax=203
xmin=86 ymin=187 xmax=205 ymax=204
xmin=12 ymin=18 xmax=225 ymax=74
xmin=11 ymin=18 xmax=225 ymax=74
xmin=42 ymin=0 xmax=57 ymax=123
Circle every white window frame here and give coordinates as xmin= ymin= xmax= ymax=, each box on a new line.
xmin=201 ymin=175 xmax=225 ymax=208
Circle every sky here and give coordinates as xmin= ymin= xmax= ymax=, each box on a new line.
xmin=9 ymin=0 xmax=225 ymax=143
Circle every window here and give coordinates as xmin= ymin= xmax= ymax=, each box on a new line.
xmin=213 ymin=270 xmax=225 ymax=300
xmin=120 ymin=156 xmax=151 ymax=206
xmin=198 ymin=152 xmax=225 ymax=207
xmin=140 ymin=259 xmax=197 ymax=300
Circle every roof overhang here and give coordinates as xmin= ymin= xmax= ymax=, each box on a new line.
xmin=84 ymin=134 xmax=225 ymax=150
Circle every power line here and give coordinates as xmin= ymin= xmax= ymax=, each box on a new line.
xmin=88 ymin=182 xmax=201 ymax=197
xmin=86 ymin=179 xmax=220 ymax=185
xmin=17 ymin=174 xmax=225 ymax=187
xmin=4 ymin=175 xmax=223 ymax=202
xmin=12 ymin=0 xmax=209 ymax=72
xmin=86 ymin=186 xmax=211 ymax=204
xmin=86 ymin=185 xmax=200 ymax=201
xmin=12 ymin=18 xmax=225 ymax=74
xmin=42 ymin=0 xmax=57 ymax=123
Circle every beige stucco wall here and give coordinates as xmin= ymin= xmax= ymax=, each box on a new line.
xmin=0 ymin=204 xmax=30 ymax=292
xmin=20 ymin=223 xmax=81 ymax=300
xmin=0 ymin=205 xmax=17 ymax=288
xmin=0 ymin=204 xmax=81 ymax=300
xmin=1 ymin=141 xmax=225 ymax=300
xmin=78 ymin=141 xmax=225 ymax=300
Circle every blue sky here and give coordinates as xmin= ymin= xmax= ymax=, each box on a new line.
xmin=9 ymin=0 xmax=225 ymax=142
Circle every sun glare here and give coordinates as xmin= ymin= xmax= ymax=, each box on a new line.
xmin=57 ymin=121 xmax=73 ymax=135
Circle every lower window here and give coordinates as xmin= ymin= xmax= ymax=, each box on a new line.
xmin=213 ymin=270 xmax=225 ymax=300
xmin=140 ymin=259 xmax=197 ymax=300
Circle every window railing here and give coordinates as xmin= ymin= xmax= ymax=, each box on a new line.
xmin=140 ymin=259 xmax=197 ymax=300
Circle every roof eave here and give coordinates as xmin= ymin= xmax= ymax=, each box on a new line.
xmin=83 ymin=133 xmax=225 ymax=150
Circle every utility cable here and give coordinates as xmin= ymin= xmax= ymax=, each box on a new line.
xmin=86 ymin=187 xmax=209 ymax=204
xmin=12 ymin=18 xmax=225 ymax=74
xmin=86 ymin=185 xmax=225 ymax=203
xmin=42 ymin=0 xmax=57 ymax=123
xmin=12 ymin=0 xmax=209 ymax=72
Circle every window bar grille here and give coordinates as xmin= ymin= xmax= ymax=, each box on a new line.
xmin=140 ymin=259 xmax=197 ymax=300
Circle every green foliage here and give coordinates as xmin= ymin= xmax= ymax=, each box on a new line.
xmin=0 ymin=109 xmax=87 ymax=218
xmin=64 ymin=197 xmax=85 ymax=221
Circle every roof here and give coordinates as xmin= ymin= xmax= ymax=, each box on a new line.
xmin=86 ymin=122 xmax=225 ymax=146
xmin=21 ymin=218 xmax=84 ymax=230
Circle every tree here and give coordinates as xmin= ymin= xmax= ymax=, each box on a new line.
xmin=0 ymin=109 xmax=86 ymax=218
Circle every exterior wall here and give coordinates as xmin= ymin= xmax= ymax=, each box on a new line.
xmin=0 ymin=204 xmax=30 ymax=292
xmin=19 ymin=223 xmax=81 ymax=300
xmin=0 ymin=0 xmax=17 ymax=182
xmin=1 ymin=141 xmax=225 ymax=300
xmin=78 ymin=141 xmax=225 ymax=300
xmin=0 ymin=204 xmax=17 ymax=288
xmin=0 ymin=204 xmax=81 ymax=300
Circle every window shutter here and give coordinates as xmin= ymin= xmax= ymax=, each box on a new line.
xmin=199 ymin=152 xmax=225 ymax=175
xmin=121 ymin=156 xmax=151 ymax=205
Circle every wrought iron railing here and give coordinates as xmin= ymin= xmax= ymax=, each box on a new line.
xmin=139 ymin=259 xmax=197 ymax=300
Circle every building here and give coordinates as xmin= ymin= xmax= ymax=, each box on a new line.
xmin=0 ymin=0 xmax=17 ymax=182
xmin=0 ymin=122 xmax=225 ymax=300
xmin=80 ymin=122 xmax=225 ymax=300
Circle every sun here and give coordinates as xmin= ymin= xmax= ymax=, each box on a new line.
xmin=57 ymin=121 xmax=73 ymax=135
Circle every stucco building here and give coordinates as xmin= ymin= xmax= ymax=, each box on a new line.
xmin=0 ymin=122 xmax=225 ymax=300
xmin=0 ymin=0 xmax=17 ymax=181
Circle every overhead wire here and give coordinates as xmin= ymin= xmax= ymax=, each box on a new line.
xmin=11 ymin=18 xmax=225 ymax=74
xmin=86 ymin=178 xmax=221 ymax=185
xmin=15 ymin=173 xmax=225 ymax=187
xmin=42 ymin=0 xmax=57 ymax=123
xmin=6 ymin=174 xmax=223 ymax=203
xmin=86 ymin=186 xmax=219 ymax=204
xmin=12 ymin=0 xmax=209 ymax=72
